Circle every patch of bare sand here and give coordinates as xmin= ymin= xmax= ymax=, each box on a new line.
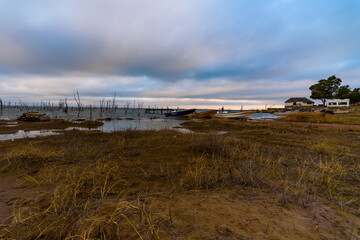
xmin=1 ymin=177 xmax=359 ymax=239
xmin=147 ymin=191 xmax=360 ymax=239
xmin=0 ymin=175 xmax=36 ymax=226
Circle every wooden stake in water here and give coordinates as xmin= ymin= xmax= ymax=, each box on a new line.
xmin=89 ymin=104 xmax=93 ymax=120
xmin=0 ymin=98 xmax=3 ymax=114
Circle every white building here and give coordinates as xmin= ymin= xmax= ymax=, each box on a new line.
xmin=285 ymin=97 xmax=314 ymax=107
xmin=325 ymin=99 xmax=350 ymax=107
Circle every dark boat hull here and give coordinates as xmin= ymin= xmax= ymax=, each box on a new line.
xmin=165 ymin=109 xmax=196 ymax=117
xmin=186 ymin=110 xmax=218 ymax=118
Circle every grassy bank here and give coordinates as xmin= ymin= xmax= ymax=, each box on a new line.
xmin=0 ymin=119 xmax=359 ymax=239
xmin=0 ymin=119 xmax=103 ymax=134
xmin=279 ymin=110 xmax=360 ymax=124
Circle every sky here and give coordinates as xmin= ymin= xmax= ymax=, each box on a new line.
xmin=0 ymin=0 xmax=360 ymax=109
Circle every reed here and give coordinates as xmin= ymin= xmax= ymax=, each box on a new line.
xmin=0 ymin=120 xmax=359 ymax=239
xmin=280 ymin=111 xmax=360 ymax=124
xmin=0 ymin=98 xmax=2 ymax=114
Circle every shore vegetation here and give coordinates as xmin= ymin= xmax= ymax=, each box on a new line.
xmin=0 ymin=119 xmax=359 ymax=239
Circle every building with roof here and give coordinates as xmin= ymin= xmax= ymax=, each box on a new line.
xmin=285 ymin=97 xmax=314 ymax=107
xmin=325 ymin=99 xmax=350 ymax=107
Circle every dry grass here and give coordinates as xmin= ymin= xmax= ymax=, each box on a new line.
xmin=0 ymin=119 xmax=103 ymax=134
xmin=279 ymin=111 xmax=360 ymax=124
xmin=280 ymin=112 xmax=326 ymax=123
xmin=0 ymin=120 xmax=360 ymax=239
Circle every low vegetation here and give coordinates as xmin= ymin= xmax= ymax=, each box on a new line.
xmin=279 ymin=110 xmax=360 ymax=124
xmin=0 ymin=119 xmax=103 ymax=134
xmin=0 ymin=119 xmax=359 ymax=239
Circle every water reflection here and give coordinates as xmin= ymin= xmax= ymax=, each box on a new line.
xmin=0 ymin=118 xmax=191 ymax=141
xmin=0 ymin=114 xmax=278 ymax=141
xmin=0 ymin=130 xmax=60 ymax=141
xmin=98 ymin=118 xmax=186 ymax=132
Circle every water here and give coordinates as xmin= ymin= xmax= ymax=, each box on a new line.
xmin=0 ymin=129 xmax=60 ymax=141
xmin=0 ymin=108 xmax=279 ymax=141
xmin=67 ymin=118 xmax=187 ymax=132
xmin=0 ymin=118 xmax=190 ymax=141
xmin=0 ymin=107 xmax=168 ymax=120
xmin=0 ymin=108 xmax=279 ymax=121
xmin=251 ymin=112 xmax=280 ymax=120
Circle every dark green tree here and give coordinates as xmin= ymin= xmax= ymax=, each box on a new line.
xmin=350 ymin=88 xmax=360 ymax=104
xmin=335 ymin=85 xmax=352 ymax=99
xmin=309 ymin=75 xmax=342 ymax=105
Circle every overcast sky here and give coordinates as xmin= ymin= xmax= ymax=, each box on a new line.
xmin=0 ymin=0 xmax=359 ymax=109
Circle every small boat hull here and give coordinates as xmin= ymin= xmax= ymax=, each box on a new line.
xmin=186 ymin=110 xmax=218 ymax=118
xmin=273 ymin=111 xmax=296 ymax=116
xmin=214 ymin=111 xmax=256 ymax=119
xmin=165 ymin=109 xmax=196 ymax=117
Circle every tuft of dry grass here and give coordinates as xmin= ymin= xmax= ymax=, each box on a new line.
xmin=0 ymin=120 xmax=360 ymax=239
xmin=279 ymin=111 xmax=360 ymax=124
xmin=280 ymin=112 xmax=326 ymax=123
xmin=0 ymin=119 xmax=103 ymax=134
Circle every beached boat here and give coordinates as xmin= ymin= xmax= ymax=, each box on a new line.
xmin=214 ymin=111 xmax=256 ymax=119
xmin=334 ymin=109 xmax=350 ymax=114
xmin=273 ymin=111 xmax=296 ymax=116
xmin=186 ymin=110 xmax=218 ymax=118
xmin=17 ymin=112 xmax=50 ymax=122
xmin=165 ymin=109 xmax=196 ymax=117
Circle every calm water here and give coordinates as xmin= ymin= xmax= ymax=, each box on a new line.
xmin=0 ymin=107 xmax=278 ymax=120
xmin=0 ymin=118 xmax=190 ymax=141
xmin=0 ymin=107 xmax=166 ymax=120
xmin=0 ymin=108 xmax=278 ymax=141
xmin=0 ymin=129 xmax=60 ymax=141
xmin=66 ymin=118 xmax=188 ymax=132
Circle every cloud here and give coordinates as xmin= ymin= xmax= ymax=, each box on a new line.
xmin=0 ymin=73 xmax=315 ymax=108
xmin=0 ymin=0 xmax=359 ymax=107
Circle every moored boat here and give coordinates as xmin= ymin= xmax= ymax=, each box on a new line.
xmin=214 ymin=111 xmax=256 ymax=119
xmin=186 ymin=110 xmax=218 ymax=118
xmin=165 ymin=109 xmax=196 ymax=117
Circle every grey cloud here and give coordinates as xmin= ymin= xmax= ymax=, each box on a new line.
xmin=0 ymin=0 xmax=360 ymax=108
xmin=0 ymin=0 xmax=358 ymax=81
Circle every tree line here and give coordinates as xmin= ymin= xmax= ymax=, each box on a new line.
xmin=309 ymin=75 xmax=360 ymax=105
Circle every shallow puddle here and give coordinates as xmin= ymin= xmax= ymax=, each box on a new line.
xmin=0 ymin=118 xmax=192 ymax=141
xmin=251 ymin=113 xmax=280 ymax=120
xmin=5 ymin=122 xmax=18 ymax=127
xmin=0 ymin=130 xmax=60 ymax=141
xmin=98 ymin=118 xmax=186 ymax=132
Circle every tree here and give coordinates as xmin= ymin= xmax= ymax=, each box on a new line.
xmin=350 ymin=88 xmax=360 ymax=104
xmin=335 ymin=85 xmax=352 ymax=99
xmin=309 ymin=75 xmax=342 ymax=105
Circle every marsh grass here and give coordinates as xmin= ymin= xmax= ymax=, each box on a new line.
xmin=280 ymin=111 xmax=360 ymax=124
xmin=0 ymin=119 xmax=103 ymax=134
xmin=0 ymin=120 xmax=360 ymax=238
xmin=280 ymin=112 xmax=326 ymax=123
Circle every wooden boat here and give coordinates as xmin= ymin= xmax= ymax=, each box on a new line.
xmin=17 ymin=112 xmax=50 ymax=122
xmin=334 ymin=109 xmax=350 ymax=114
xmin=273 ymin=111 xmax=296 ymax=116
xmin=186 ymin=110 xmax=218 ymax=118
xmin=214 ymin=111 xmax=256 ymax=119
xmin=165 ymin=109 xmax=196 ymax=117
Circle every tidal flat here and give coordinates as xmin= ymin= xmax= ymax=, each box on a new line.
xmin=0 ymin=118 xmax=360 ymax=239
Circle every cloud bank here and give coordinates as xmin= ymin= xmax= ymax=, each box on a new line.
xmin=0 ymin=0 xmax=359 ymax=108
